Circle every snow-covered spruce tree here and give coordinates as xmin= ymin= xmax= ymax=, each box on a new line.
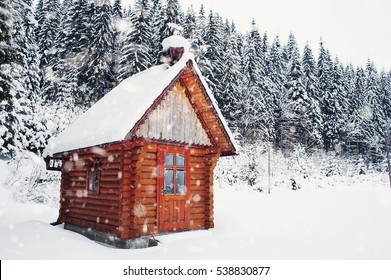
xmin=282 ymin=33 xmax=298 ymax=75
xmin=239 ymin=20 xmax=273 ymax=143
xmin=43 ymin=0 xmax=93 ymax=107
xmin=40 ymin=0 xmax=75 ymax=105
xmin=346 ymin=67 xmax=368 ymax=157
xmin=111 ymin=0 xmax=125 ymax=88
xmin=267 ymin=35 xmax=285 ymax=147
xmin=112 ymin=0 xmax=123 ymax=19
xmin=301 ymin=43 xmax=323 ymax=150
xmin=84 ymin=0 xmax=116 ymax=104
xmin=150 ymin=0 xmax=165 ymax=64
xmin=36 ymin=0 xmax=61 ymax=71
xmin=279 ymin=37 xmax=319 ymax=155
xmin=34 ymin=0 xmax=45 ymax=35
xmin=317 ymin=41 xmax=341 ymax=152
xmin=117 ymin=0 xmax=153 ymax=82
xmin=266 ymin=35 xmax=285 ymax=89
xmin=183 ymin=5 xmax=197 ymax=41
xmin=159 ymin=0 xmax=184 ymax=40
xmin=202 ymin=11 xmax=224 ymax=95
xmin=364 ymin=60 xmax=384 ymax=163
xmin=340 ymin=63 xmax=356 ymax=156
xmin=344 ymin=62 xmax=384 ymax=165
xmin=0 ymin=0 xmax=43 ymax=157
xmin=0 ymin=0 xmax=14 ymax=103
xmin=218 ymin=21 xmax=244 ymax=127
xmin=329 ymin=57 xmax=349 ymax=153
xmin=379 ymin=71 xmax=391 ymax=184
xmin=190 ymin=5 xmax=208 ymax=73
xmin=55 ymin=0 xmax=93 ymax=106
xmin=20 ymin=0 xmax=48 ymax=154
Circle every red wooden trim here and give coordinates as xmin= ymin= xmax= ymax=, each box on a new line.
xmin=127 ymin=136 xmax=210 ymax=149
xmin=184 ymin=60 xmax=237 ymax=156
xmin=179 ymin=76 xmax=217 ymax=147
xmin=51 ymin=140 xmax=131 ymax=158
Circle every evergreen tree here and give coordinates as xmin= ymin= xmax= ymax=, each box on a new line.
xmin=183 ymin=5 xmax=197 ymax=40
xmin=34 ymin=0 xmax=45 ymax=39
xmin=44 ymin=0 xmax=92 ymax=105
xmin=112 ymin=0 xmax=123 ymax=19
xmin=117 ymin=0 xmax=153 ymax=82
xmin=37 ymin=0 xmax=61 ymax=69
xmin=202 ymin=10 xmax=224 ymax=94
xmin=1 ymin=0 xmax=44 ymax=157
xmin=0 ymin=0 xmax=14 ymax=102
xmin=218 ymin=21 xmax=243 ymax=127
xmin=279 ymin=36 xmax=320 ymax=153
xmin=267 ymin=35 xmax=285 ymax=146
xmin=150 ymin=0 xmax=165 ymax=63
xmin=301 ymin=43 xmax=323 ymax=149
xmin=346 ymin=67 xmax=367 ymax=156
xmin=317 ymin=41 xmax=339 ymax=152
xmin=364 ymin=60 xmax=384 ymax=162
xmin=191 ymin=5 xmax=208 ymax=70
xmin=379 ymin=71 xmax=391 ymax=178
xmin=160 ymin=0 xmax=183 ymax=40
xmin=84 ymin=0 xmax=116 ymax=104
xmin=239 ymin=20 xmax=273 ymax=142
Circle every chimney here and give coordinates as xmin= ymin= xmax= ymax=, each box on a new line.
xmin=160 ymin=35 xmax=191 ymax=66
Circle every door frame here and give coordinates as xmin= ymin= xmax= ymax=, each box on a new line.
xmin=157 ymin=145 xmax=191 ymax=232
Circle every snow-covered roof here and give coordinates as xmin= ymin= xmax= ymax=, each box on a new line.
xmin=44 ymin=50 xmax=237 ymax=157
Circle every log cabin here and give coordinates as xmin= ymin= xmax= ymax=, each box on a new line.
xmin=44 ymin=35 xmax=237 ymax=249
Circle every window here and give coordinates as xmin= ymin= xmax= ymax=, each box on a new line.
xmin=88 ymin=162 xmax=100 ymax=193
xmin=163 ymin=153 xmax=186 ymax=195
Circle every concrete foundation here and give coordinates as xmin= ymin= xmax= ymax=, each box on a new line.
xmin=64 ymin=223 xmax=158 ymax=249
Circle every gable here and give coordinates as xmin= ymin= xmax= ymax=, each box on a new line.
xmin=132 ymin=82 xmax=211 ymax=146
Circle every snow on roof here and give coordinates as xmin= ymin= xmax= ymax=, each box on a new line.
xmin=44 ymin=51 xmax=238 ymax=156
xmin=161 ymin=35 xmax=191 ymax=52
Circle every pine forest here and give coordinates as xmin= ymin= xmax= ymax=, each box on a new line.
xmin=1 ymin=0 xmax=391 ymax=188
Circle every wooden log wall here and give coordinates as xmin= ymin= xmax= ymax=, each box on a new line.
xmin=58 ymin=143 xmax=126 ymax=237
xmin=188 ymin=148 xmax=208 ymax=230
xmin=57 ymin=138 xmax=221 ymax=239
xmin=123 ymin=140 xmax=159 ymax=238
xmin=204 ymin=149 xmax=221 ymax=228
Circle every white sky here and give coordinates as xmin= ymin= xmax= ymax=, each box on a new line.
xmin=174 ymin=0 xmax=391 ymax=72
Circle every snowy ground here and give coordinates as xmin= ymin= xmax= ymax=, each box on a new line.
xmin=1 ymin=158 xmax=391 ymax=260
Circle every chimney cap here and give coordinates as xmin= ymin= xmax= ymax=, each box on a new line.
xmin=161 ymin=35 xmax=191 ymax=53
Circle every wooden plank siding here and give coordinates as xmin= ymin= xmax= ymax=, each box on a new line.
xmin=134 ymin=82 xmax=211 ymax=147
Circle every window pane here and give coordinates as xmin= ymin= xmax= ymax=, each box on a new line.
xmin=176 ymin=169 xmax=186 ymax=195
xmin=164 ymin=154 xmax=174 ymax=166
xmin=176 ymin=154 xmax=185 ymax=166
xmin=164 ymin=169 xmax=174 ymax=194
xmin=88 ymin=166 xmax=99 ymax=192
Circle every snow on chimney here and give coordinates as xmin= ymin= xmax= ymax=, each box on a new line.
xmin=160 ymin=35 xmax=191 ymax=66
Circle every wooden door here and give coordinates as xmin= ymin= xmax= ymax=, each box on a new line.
xmin=158 ymin=146 xmax=190 ymax=232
